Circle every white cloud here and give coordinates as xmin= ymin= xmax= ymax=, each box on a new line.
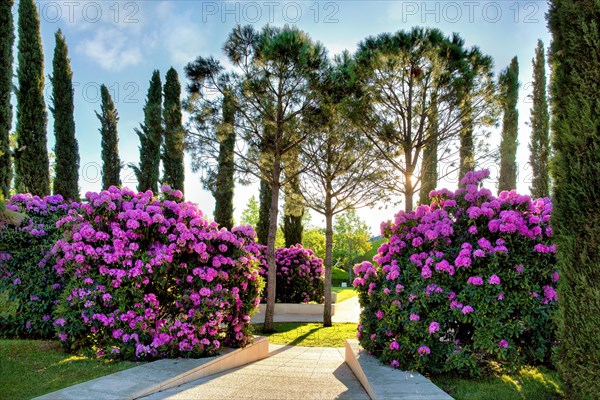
xmin=76 ymin=29 xmax=142 ymax=71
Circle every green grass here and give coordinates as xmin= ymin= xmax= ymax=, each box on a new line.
xmin=253 ymin=322 xmax=358 ymax=347
xmin=0 ymin=340 xmax=136 ymax=400
xmin=431 ymin=366 xmax=565 ymax=400
xmin=331 ymin=287 xmax=357 ymax=302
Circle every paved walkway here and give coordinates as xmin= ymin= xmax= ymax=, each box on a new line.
xmin=142 ymin=344 xmax=370 ymax=400
xmin=251 ymin=296 xmax=361 ymax=324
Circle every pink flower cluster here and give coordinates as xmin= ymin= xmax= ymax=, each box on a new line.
xmin=353 ymin=170 xmax=558 ymax=375
xmin=50 ymin=186 xmax=263 ymax=360
xmin=256 ymin=244 xmax=324 ymax=303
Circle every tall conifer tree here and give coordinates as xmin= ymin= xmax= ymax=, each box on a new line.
xmin=528 ymin=40 xmax=550 ymax=198
xmin=15 ymin=0 xmax=50 ymax=195
xmin=498 ymin=56 xmax=519 ymax=192
xmin=0 ymin=0 xmax=14 ymax=198
xmin=548 ymin=1 xmax=600 ymax=397
xmin=162 ymin=67 xmax=185 ymax=193
xmin=51 ymin=30 xmax=79 ymax=200
xmin=213 ymin=89 xmax=235 ymax=229
xmin=96 ymin=85 xmax=121 ymax=189
xmin=132 ymin=70 xmax=163 ymax=193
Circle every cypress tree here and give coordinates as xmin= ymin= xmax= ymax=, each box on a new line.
xmin=498 ymin=57 xmax=519 ymax=192
xmin=15 ymin=0 xmax=49 ymax=195
xmin=0 ymin=0 xmax=14 ymax=198
xmin=528 ymin=40 xmax=550 ymax=199
xmin=257 ymin=179 xmax=271 ymax=245
xmin=162 ymin=67 xmax=185 ymax=194
xmin=51 ymin=30 xmax=79 ymax=200
xmin=548 ymin=0 xmax=600 ymax=397
xmin=133 ymin=70 xmax=162 ymax=194
xmin=213 ymin=89 xmax=235 ymax=229
xmin=419 ymin=95 xmax=438 ymax=204
xmin=283 ymin=178 xmax=304 ymax=247
xmin=96 ymin=85 xmax=121 ymax=189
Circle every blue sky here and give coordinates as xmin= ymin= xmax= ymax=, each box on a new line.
xmin=11 ymin=0 xmax=551 ymax=234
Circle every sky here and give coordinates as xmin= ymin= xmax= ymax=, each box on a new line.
xmin=9 ymin=0 xmax=552 ymax=235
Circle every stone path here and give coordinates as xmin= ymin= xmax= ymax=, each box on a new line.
xmin=142 ymin=344 xmax=370 ymax=400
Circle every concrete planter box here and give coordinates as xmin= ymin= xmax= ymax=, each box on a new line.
xmin=256 ymin=301 xmax=336 ymax=316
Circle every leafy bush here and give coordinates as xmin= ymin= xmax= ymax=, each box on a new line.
xmin=257 ymin=244 xmax=324 ymax=303
xmin=354 ymin=170 xmax=557 ymax=376
xmin=51 ymin=186 xmax=263 ymax=360
xmin=0 ymin=194 xmax=76 ymax=338
xmin=332 ymin=267 xmax=349 ymax=286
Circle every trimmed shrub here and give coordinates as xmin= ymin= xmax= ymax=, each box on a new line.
xmin=51 ymin=186 xmax=263 ymax=360
xmin=257 ymin=244 xmax=324 ymax=303
xmin=0 ymin=194 xmax=76 ymax=338
xmin=332 ymin=267 xmax=349 ymax=286
xmin=354 ymin=170 xmax=557 ymax=376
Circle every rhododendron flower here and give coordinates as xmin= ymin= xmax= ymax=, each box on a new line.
xmin=390 ymin=341 xmax=400 ymax=351
xmin=498 ymin=340 xmax=509 ymax=348
xmin=467 ymin=276 xmax=483 ymax=285
xmin=515 ymin=265 xmax=524 ymax=273
xmin=462 ymin=305 xmax=474 ymax=314
xmin=418 ymin=346 xmax=431 ymax=356
xmin=391 ymin=360 xmax=400 ymax=367
xmin=429 ymin=321 xmax=440 ymax=334
xmin=410 ymin=313 xmax=420 ymax=321
xmin=488 ymin=275 xmax=501 ymax=285
xmin=376 ymin=310 xmax=384 ymax=319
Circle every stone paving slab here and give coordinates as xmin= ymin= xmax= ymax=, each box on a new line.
xmin=34 ymin=337 xmax=269 ymax=400
xmin=345 ymin=339 xmax=453 ymax=400
xmin=142 ymin=345 xmax=370 ymax=400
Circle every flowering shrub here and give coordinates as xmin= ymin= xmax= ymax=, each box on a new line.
xmin=353 ymin=170 xmax=557 ymax=376
xmin=0 ymin=194 xmax=76 ymax=338
xmin=51 ymin=186 xmax=263 ymax=360
xmin=256 ymin=244 xmax=324 ymax=303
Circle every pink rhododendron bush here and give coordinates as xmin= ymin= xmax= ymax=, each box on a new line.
xmin=51 ymin=186 xmax=263 ymax=360
xmin=353 ymin=171 xmax=558 ymax=376
xmin=256 ymin=244 xmax=324 ymax=303
xmin=0 ymin=194 xmax=77 ymax=338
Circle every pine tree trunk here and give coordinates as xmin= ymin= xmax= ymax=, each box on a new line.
xmin=323 ymin=200 xmax=333 ymax=327
xmin=263 ymin=159 xmax=281 ymax=334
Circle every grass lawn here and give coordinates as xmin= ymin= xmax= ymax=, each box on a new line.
xmin=253 ymin=322 xmax=358 ymax=347
xmin=431 ymin=366 xmax=565 ymax=400
xmin=0 ymin=340 xmax=136 ymax=400
xmin=331 ymin=287 xmax=357 ymax=302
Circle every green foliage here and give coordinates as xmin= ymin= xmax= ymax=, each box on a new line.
xmin=357 ymin=237 xmax=386 ymax=264
xmin=333 ymin=210 xmax=372 ymax=269
xmin=283 ymin=147 xmax=304 ymax=247
xmin=420 ymin=95 xmax=438 ymax=204
xmin=0 ymin=0 xmax=14 ymax=198
xmin=0 ymin=340 xmax=134 ymax=400
xmin=14 ymin=0 xmax=50 ymax=196
xmin=96 ymin=85 xmax=121 ymax=189
xmin=213 ymin=90 xmax=235 ymax=229
xmin=498 ymin=56 xmax=519 ymax=192
xmin=51 ymin=30 xmax=79 ymax=201
xmin=240 ymin=195 xmax=259 ymax=226
xmin=302 ymin=228 xmax=326 ymax=260
xmin=162 ymin=67 xmax=185 ymax=194
xmin=548 ymin=0 xmax=600 ymax=398
xmin=529 ymin=40 xmax=550 ymax=199
xmin=257 ymin=179 xmax=271 ymax=245
xmin=133 ymin=70 xmax=163 ymax=193
xmin=331 ymin=267 xmax=349 ymax=286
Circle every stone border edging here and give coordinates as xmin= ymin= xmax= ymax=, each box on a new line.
xmin=34 ymin=336 xmax=270 ymax=400
xmin=345 ymin=339 xmax=453 ymax=400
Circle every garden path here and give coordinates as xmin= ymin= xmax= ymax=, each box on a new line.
xmin=141 ymin=344 xmax=370 ymax=400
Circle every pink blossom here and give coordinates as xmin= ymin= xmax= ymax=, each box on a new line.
xmin=488 ymin=275 xmax=501 ymax=285
xmin=498 ymin=340 xmax=509 ymax=348
xmin=418 ymin=346 xmax=431 ymax=356
xmin=429 ymin=321 xmax=440 ymax=334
